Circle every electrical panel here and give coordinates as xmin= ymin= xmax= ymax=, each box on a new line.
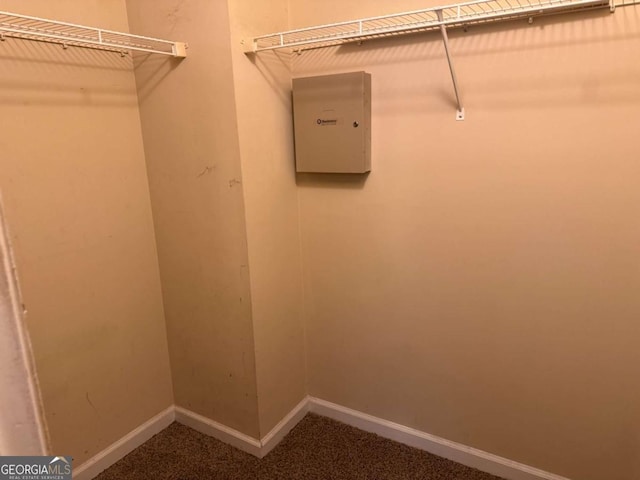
xmin=292 ymin=71 xmax=371 ymax=173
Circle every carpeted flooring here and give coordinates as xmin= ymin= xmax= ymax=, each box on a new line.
xmin=95 ymin=413 xmax=506 ymax=479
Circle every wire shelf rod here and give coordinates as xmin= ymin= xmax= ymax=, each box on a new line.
xmin=0 ymin=10 xmax=187 ymax=57
xmin=248 ymin=0 xmax=610 ymax=52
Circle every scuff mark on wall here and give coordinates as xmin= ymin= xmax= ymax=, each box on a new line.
xmin=242 ymin=351 xmax=247 ymax=378
xmin=85 ymin=392 xmax=100 ymax=418
xmin=196 ymin=165 xmax=215 ymax=178
xmin=166 ymin=0 xmax=187 ymax=33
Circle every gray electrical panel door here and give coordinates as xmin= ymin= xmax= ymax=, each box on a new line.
xmin=292 ymin=71 xmax=371 ymax=173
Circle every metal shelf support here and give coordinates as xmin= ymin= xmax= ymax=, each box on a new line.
xmin=436 ymin=10 xmax=465 ymax=121
xmin=0 ymin=10 xmax=187 ymax=57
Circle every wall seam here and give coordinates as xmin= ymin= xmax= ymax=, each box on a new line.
xmin=223 ymin=0 xmax=263 ymax=440
xmin=123 ymin=2 xmax=176 ymax=408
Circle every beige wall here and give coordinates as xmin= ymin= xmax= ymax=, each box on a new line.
xmin=127 ymin=0 xmax=308 ymax=438
xmin=0 ymin=0 xmax=173 ymax=466
xmin=125 ymin=0 xmax=261 ymax=438
xmin=291 ymin=2 xmax=640 ymax=479
xmin=227 ymin=1 xmax=307 ymax=436
xmin=3 ymin=2 xmax=638 ymax=478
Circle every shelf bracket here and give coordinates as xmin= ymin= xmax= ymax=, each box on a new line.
xmin=436 ymin=10 xmax=465 ymax=121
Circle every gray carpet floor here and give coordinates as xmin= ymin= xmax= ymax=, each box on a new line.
xmin=95 ymin=413 xmax=506 ymax=479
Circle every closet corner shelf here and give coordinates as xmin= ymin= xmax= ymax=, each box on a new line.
xmin=245 ymin=0 xmax=611 ymax=53
xmin=0 ymin=10 xmax=187 ymax=57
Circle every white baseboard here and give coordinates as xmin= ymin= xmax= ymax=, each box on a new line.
xmin=71 ymin=396 xmax=571 ymax=480
xmin=174 ymin=406 xmax=261 ymax=457
xmin=308 ymin=397 xmax=571 ymax=480
xmin=72 ymin=398 xmax=309 ymax=479
xmin=174 ymin=396 xmax=308 ymax=458
xmin=73 ymin=405 xmax=175 ymax=480
xmin=259 ymin=397 xmax=309 ymax=457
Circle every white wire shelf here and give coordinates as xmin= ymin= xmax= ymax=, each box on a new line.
xmin=247 ymin=0 xmax=611 ymax=53
xmin=0 ymin=10 xmax=187 ymax=57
